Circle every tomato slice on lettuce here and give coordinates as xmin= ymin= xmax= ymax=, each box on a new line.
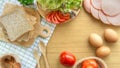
xmin=53 ymin=12 xmax=60 ymax=24
xmin=46 ymin=10 xmax=71 ymax=24
xmin=63 ymin=13 xmax=71 ymax=20
xmin=46 ymin=12 xmax=53 ymax=22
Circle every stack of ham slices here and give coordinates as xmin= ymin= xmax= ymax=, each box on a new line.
xmin=84 ymin=0 xmax=120 ymax=26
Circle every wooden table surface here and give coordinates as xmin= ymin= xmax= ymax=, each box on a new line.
xmin=40 ymin=8 xmax=120 ymax=68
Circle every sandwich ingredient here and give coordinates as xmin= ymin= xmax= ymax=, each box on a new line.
xmin=98 ymin=10 xmax=109 ymax=24
xmin=37 ymin=0 xmax=64 ymax=10
xmin=18 ymin=0 xmax=34 ymax=6
xmin=37 ymin=0 xmax=83 ymax=12
xmin=96 ymin=46 xmax=111 ymax=57
xmin=0 ymin=8 xmax=34 ymax=41
xmin=104 ymin=29 xmax=118 ymax=42
xmin=89 ymin=33 xmax=103 ymax=48
xmin=37 ymin=0 xmax=82 ymax=24
xmin=102 ymin=0 xmax=120 ymax=16
xmin=60 ymin=51 xmax=76 ymax=66
xmin=0 ymin=3 xmax=50 ymax=47
xmin=46 ymin=11 xmax=70 ymax=24
xmin=0 ymin=27 xmax=8 ymax=42
xmin=83 ymin=0 xmax=91 ymax=13
xmin=2 ymin=4 xmax=36 ymax=43
xmin=82 ymin=59 xmax=98 ymax=68
xmin=59 ymin=0 xmax=83 ymax=12
xmin=84 ymin=0 xmax=120 ymax=26
xmin=107 ymin=14 xmax=120 ymax=26
xmin=91 ymin=5 xmax=99 ymax=20
xmin=91 ymin=0 xmax=101 ymax=10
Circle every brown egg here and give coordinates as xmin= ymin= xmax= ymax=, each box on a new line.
xmin=96 ymin=46 xmax=111 ymax=57
xmin=104 ymin=29 xmax=118 ymax=42
xmin=89 ymin=33 xmax=103 ymax=48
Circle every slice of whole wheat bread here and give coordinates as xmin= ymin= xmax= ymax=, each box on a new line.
xmin=0 ymin=8 xmax=34 ymax=41
xmin=2 ymin=3 xmax=17 ymax=16
xmin=0 ymin=27 xmax=8 ymax=42
xmin=16 ymin=7 xmax=38 ymax=42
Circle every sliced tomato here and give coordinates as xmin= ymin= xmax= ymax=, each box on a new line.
xmin=52 ymin=12 xmax=60 ymax=24
xmin=46 ymin=12 xmax=53 ymax=22
xmin=63 ymin=13 xmax=71 ymax=20
xmin=64 ymin=13 xmax=70 ymax=17
xmin=46 ymin=11 xmax=56 ymax=23
xmin=55 ymin=12 xmax=65 ymax=23
xmin=57 ymin=11 xmax=66 ymax=23
xmin=58 ymin=11 xmax=71 ymax=22
xmin=46 ymin=10 xmax=71 ymax=24
xmin=50 ymin=11 xmax=57 ymax=23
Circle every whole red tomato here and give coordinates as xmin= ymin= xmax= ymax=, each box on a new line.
xmin=59 ymin=51 xmax=76 ymax=66
xmin=82 ymin=59 xmax=98 ymax=68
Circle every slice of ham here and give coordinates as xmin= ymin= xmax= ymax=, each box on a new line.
xmin=91 ymin=0 xmax=101 ymax=10
xmin=84 ymin=0 xmax=91 ymax=13
xmin=91 ymin=5 xmax=99 ymax=20
xmin=98 ymin=10 xmax=109 ymax=24
xmin=102 ymin=0 xmax=120 ymax=16
xmin=107 ymin=14 xmax=120 ymax=26
xmin=84 ymin=0 xmax=120 ymax=26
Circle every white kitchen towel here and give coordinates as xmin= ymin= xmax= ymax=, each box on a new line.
xmin=0 ymin=0 xmax=56 ymax=68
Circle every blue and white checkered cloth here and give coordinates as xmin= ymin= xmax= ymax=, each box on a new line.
xmin=0 ymin=0 xmax=56 ymax=68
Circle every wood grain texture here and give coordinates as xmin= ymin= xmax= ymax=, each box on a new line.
xmin=44 ymin=8 xmax=120 ymax=68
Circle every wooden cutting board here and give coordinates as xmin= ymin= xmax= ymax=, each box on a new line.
xmin=44 ymin=8 xmax=120 ymax=68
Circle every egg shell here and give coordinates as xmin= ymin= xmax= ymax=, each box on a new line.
xmin=104 ymin=29 xmax=118 ymax=42
xmin=89 ymin=33 xmax=103 ymax=48
xmin=96 ymin=46 xmax=111 ymax=57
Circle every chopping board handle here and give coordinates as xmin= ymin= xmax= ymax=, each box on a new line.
xmin=39 ymin=26 xmax=51 ymax=38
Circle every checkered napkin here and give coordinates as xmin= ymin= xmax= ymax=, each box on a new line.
xmin=0 ymin=0 xmax=56 ymax=68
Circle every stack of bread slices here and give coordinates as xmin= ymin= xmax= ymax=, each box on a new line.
xmin=0 ymin=3 xmax=41 ymax=47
